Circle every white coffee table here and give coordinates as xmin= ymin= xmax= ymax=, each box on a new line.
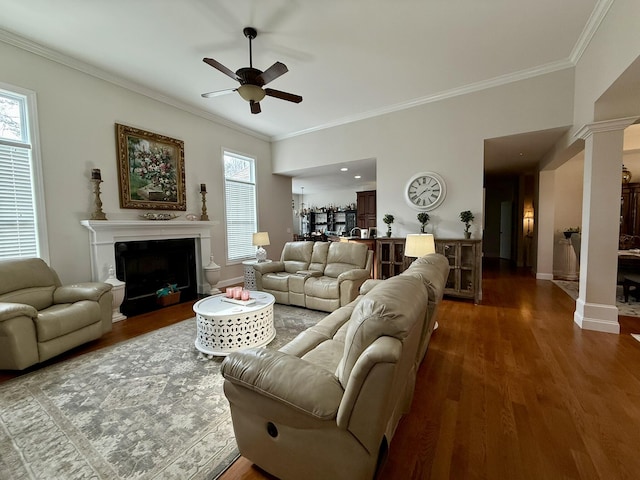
xmin=192 ymin=291 xmax=276 ymax=357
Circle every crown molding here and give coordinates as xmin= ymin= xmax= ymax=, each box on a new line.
xmin=574 ymin=116 xmax=639 ymax=139
xmin=569 ymin=0 xmax=615 ymax=64
xmin=0 ymin=29 xmax=270 ymax=142
xmin=273 ymin=59 xmax=574 ymax=141
xmin=0 ymin=0 xmax=615 ymax=144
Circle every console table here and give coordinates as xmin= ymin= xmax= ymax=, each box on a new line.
xmin=375 ymin=237 xmax=482 ymax=303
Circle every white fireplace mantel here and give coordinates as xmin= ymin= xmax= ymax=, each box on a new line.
xmin=81 ymin=220 xmax=219 ymax=294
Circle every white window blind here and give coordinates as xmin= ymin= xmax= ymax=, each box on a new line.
xmin=0 ymin=89 xmax=39 ymax=260
xmin=0 ymin=144 xmax=37 ymax=258
xmin=223 ymin=151 xmax=257 ymax=262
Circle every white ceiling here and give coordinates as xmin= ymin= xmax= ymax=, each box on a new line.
xmin=0 ymin=0 xmax=614 ymax=189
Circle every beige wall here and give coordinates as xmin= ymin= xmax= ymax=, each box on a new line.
xmin=273 ymin=69 xmax=575 ymax=240
xmin=573 ymin=0 xmax=640 ymax=127
xmin=0 ymin=41 xmax=291 ymax=285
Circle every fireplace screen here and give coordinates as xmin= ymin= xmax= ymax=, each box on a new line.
xmin=115 ymin=238 xmax=197 ymax=316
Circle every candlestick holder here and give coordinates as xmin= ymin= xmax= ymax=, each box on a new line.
xmin=200 ymin=191 xmax=209 ymax=221
xmin=90 ymin=178 xmax=107 ymax=220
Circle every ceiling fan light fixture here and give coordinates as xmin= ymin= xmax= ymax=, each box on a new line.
xmin=237 ymin=84 xmax=266 ymax=102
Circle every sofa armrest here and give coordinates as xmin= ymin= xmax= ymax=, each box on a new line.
xmin=0 ymin=302 xmax=37 ymax=322
xmin=253 ymin=261 xmax=285 ymax=275
xmin=296 ymin=270 xmax=322 ymax=277
xmin=337 ymin=269 xmax=371 ymax=283
xmin=359 ymin=279 xmax=384 ymax=295
xmin=53 ymin=282 xmax=112 ymax=304
xmin=221 ymin=348 xmax=343 ymax=419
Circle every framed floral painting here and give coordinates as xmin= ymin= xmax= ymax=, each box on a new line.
xmin=115 ymin=123 xmax=186 ymax=210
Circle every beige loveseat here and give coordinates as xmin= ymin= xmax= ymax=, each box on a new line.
xmin=221 ymin=253 xmax=449 ymax=480
xmin=253 ymin=240 xmax=373 ymax=312
xmin=0 ymin=258 xmax=113 ymax=370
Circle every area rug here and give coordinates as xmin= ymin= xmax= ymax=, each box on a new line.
xmin=552 ymin=279 xmax=640 ymax=317
xmin=0 ymin=304 xmax=325 ymax=480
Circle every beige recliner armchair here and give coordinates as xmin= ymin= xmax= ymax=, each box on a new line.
xmin=0 ymin=258 xmax=113 ymax=370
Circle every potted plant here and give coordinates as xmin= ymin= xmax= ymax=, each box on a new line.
xmin=383 ymin=214 xmax=395 ymax=237
xmin=563 ymin=226 xmax=580 ymax=239
xmin=417 ymin=212 xmax=430 ymax=233
xmin=460 ymin=210 xmax=474 ymax=239
xmin=156 ymin=283 xmax=180 ymax=307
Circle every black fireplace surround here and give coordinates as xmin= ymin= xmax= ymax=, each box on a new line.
xmin=115 ymin=238 xmax=198 ymax=316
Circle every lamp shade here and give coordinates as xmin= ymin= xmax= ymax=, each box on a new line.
xmin=252 ymin=232 xmax=270 ymax=246
xmin=405 ymin=234 xmax=436 ymax=258
xmin=238 ymin=84 xmax=266 ymax=103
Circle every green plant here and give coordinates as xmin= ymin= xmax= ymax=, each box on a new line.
xmin=460 ymin=210 xmax=474 ymax=233
xmin=417 ymin=212 xmax=430 ymax=233
xmin=383 ymin=214 xmax=394 ymax=237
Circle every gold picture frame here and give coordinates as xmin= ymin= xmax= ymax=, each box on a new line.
xmin=115 ymin=123 xmax=186 ymax=210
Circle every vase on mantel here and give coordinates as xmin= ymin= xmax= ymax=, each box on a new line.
xmin=464 ymin=231 xmax=471 ymax=239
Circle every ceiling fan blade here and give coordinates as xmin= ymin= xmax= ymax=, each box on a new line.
xmin=203 ymin=57 xmax=240 ymax=82
xmin=201 ymin=88 xmax=236 ymax=98
xmin=264 ymin=88 xmax=303 ymax=103
xmin=256 ymin=62 xmax=288 ymax=86
xmin=250 ymin=100 xmax=261 ymax=114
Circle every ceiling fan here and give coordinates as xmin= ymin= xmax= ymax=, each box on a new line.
xmin=201 ymin=27 xmax=303 ymax=114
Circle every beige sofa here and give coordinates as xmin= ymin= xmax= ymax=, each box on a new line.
xmin=253 ymin=240 xmax=373 ymax=312
xmin=221 ymin=253 xmax=449 ymax=480
xmin=0 ymin=258 xmax=113 ymax=370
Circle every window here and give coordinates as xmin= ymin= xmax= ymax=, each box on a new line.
xmin=223 ymin=151 xmax=257 ymax=262
xmin=0 ymin=85 xmax=47 ymax=260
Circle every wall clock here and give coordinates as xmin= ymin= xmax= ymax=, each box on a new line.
xmin=405 ymin=171 xmax=447 ymax=211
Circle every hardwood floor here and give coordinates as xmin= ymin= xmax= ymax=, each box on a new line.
xmin=3 ymin=268 xmax=640 ymax=479
xmin=222 ymin=263 xmax=640 ymax=480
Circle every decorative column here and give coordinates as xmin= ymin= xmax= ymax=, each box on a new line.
xmin=104 ymin=265 xmax=126 ymax=322
xmin=573 ymin=117 xmax=638 ymax=333
xmin=558 ymin=238 xmax=578 ymax=280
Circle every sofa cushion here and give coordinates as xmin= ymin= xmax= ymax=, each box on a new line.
xmin=0 ymin=258 xmax=60 ymax=296
xmin=309 ymin=242 xmax=329 ymax=272
xmin=281 ymin=303 xmax=355 ymax=358
xmin=324 ymin=242 xmax=368 ymax=278
xmin=281 ymin=241 xmax=314 ymax=273
xmin=0 ymin=286 xmax=56 ymax=311
xmin=36 ymin=301 xmax=101 ymax=341
xmin=304 ymin=276 xmax=340 ymax=299
xmin=301 ymin=339 xmax=345 ymax=373
xmin=336 ymin=275 xmax=428 ymax=384
xmin=262 ymin=272 xmax=293 ymax=292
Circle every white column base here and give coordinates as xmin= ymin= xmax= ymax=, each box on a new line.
xmin=536 ymin=273 xmax=554 ymax=280
xmin=574 ymin=298 xmax=620 ymax=334
xmin=112 ymin=310 xmax=127 ymax=322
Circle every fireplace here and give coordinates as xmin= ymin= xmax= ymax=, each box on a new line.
xmin=115 ymin=238 xmax=198 ymax=316
xmin=81 ymin=220 xmax=217 ymax=320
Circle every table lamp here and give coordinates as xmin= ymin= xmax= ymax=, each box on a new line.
xmin=252 ymin=232 xmax=270 ymax=262
xmin=405 ymin=233 xmax=436 ymax=259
